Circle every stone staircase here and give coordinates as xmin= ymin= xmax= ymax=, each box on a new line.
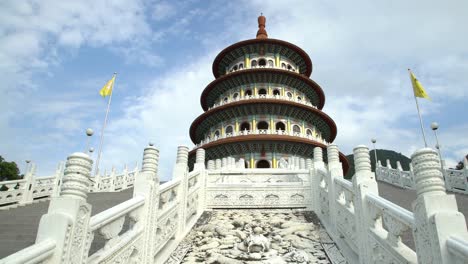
xmin=0 ymin=189 xmax=133 ymax=258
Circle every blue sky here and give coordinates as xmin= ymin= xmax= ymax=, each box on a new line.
xmin=1 ymin=0 xmax=467 ymax=181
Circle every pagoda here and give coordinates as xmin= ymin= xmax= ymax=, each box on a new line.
xmin=188 ymin=15 xmax=349 ymax=172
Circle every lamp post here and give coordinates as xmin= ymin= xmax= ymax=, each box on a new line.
xmin=85 ymin=128 xmax=94 ymax=153
xmin=371 ymin=138 xmax=378 ymax=171
xmin=431 ymin=122 xmax=445 ymax=178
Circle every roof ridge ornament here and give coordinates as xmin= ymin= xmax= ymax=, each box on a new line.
xmin=256 ymin=13 xmax=268 ymax=39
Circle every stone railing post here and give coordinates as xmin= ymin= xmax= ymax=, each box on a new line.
xmin=109 ymin=167 xmax=116 ymax=192
xmin=326 ymin=145 xmax=343 ymax=233
xmin=134 ymin=143 xmax=159 ymax=263
xmin=52 ymin=162 xmax=65 ymax=197
xmin=352 ymin=145 xmax=379 ymax=264
xmin=20 ymin=163 xmax=36 ymax=205
xmin=174 ymin=146 xmax=189 ymax=240
xmin=35 ymin=152 xmax=93 ymax=263
xmin=194 ymin=148 xmax=206 ymax=171
xmin=93 ymin=170 xmax=101 ymax=192
xmin=311 ymin=147 xmax=324 ymax=212
xmin=207 ymin=160 xmax=215 ymax=170
xmin=215 ymin=159 xmax=221 ymax=170
xmin=122 ymin=164 xmax=128 ymax=189
xmin=411 ymin=148 xmax=468 ymax=264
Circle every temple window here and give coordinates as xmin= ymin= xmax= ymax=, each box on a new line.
xmin=257 ymin=121 xmax=269 ymax=130
xmin=239 ymin=63 xmax=244 ymax=69
xmin=297 ymin=96 xmax=302 ymax=101
xmin=251 ymin=60 xmax=258 ymax=67
xmin=268 ymin=60 xmax=274 ymax=67
xmin=293 ymin=125 xmax=301 ymax=134
xmin=233 ymin=93 xmax=239 ymax=99
xmin=287 ymin=64 xmax=292 ymax=70
xmin=256 ymin=160 xmax=270 ymax=168
xmin=276 ymin=122 xmax=286 ymax=131
xmin=233 ymin=65 xmax=238 ymax=71
xmin=306 ymin=129 xmax=313 ymax=136
xmin=245 ymin=90 xmax=253 ymax=96
xmin=258 ymin=88 xmax=267 ymax=95
xmin=258 ymin=58 xmax=266 ymax=67
xmin=286 ymin=92 xmax=293 ymax=98
xmin=240 ymin=122 xmax=250 ymax=131
xmin=273 ymin=89 xmax=280 ymax=95
xmin=225 ymin=125 xmax=234 ymax=134
xmin=281 ymin=63 xmax=286 ymax=69
xmin=214 ymin=130 xmax=220 ymax=137
xmin=224 ymin=97 xmax=228 ymax=102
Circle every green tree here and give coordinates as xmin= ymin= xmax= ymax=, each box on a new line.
xmin=0 ymin=156 xmax=21 ymax=181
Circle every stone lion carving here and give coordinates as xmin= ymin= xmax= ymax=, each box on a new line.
xmin=244 ymin=227 xmax=270 ymax=253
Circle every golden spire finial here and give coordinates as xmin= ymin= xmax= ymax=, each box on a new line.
xmin=256 ymin=13 xmax=268 ymax=39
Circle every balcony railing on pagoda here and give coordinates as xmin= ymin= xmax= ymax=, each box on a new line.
xmin=227 ymin=63 xmax=300 ymax=74
xmin=208 ymin=94 xmax=318 ymax=111
xmin=194 ymin=129 xmax=329 ymax=149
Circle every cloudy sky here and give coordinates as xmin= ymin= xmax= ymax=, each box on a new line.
xmin=1 ymin=0 xmax=467 ymax=181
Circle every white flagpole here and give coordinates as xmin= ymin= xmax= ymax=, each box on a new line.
xmin=413 ymin=95 xmax=428 ymax=147
xmin=95 ymin=73 xmax=117 ymax=175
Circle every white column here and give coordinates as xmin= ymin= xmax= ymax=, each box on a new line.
xmin=352 ymin=145 xmax=379 ymax=264
xmin=194 ymin=148 xmax=206 ymax=171
xmin=221 ymin=157 xmax=227 ymax=169
xmin=306 ymin=158 xmax=313 ymax=170
xmin=411 ymin=148 xmax=468 ymax=264
xmin=215 ymin=159 xmax=221 ymax=170
xmin=134 ymin=143 xmax=160 ymax=262
xmin=36 ymin=152 xmax=93 ymax=263
xmin=300 ymin=158 xmax=306 ymax=170
xmin=174 ymin=146 xmax=189 ymax=239
xmin=52 ymin=162 xmax=65 ymax=198
xmin=207 ymin=160 xmax=215 ymax=170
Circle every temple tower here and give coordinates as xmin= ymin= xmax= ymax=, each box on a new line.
xmin=188 ymin=15 xmax=349 ymax=172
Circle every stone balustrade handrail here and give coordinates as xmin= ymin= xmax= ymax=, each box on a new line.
xmin=1 ymin=239 xmax=56 ymax=264
xmin=207 ymin=94 xmax=318 ymax=111
xmin=194 ymin=129 xmax=329 ymax=149
xmin=159 ymin=178 xmax=181 ymax=193
xmin=334 ymin=177 xmax=353 ymax=193
xmin=446 ymin=235 xmax=468 ymax=262
xmin=89 ymin=195 xmax=145 ymax=231
xmin=367 ymin=192 xmax=414 ymax=225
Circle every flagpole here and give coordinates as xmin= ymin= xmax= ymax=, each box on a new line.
xmin=413 ymin=95 xmax=428 ymax=147
xmin=95 ymin=73 xmax=117 ymax=175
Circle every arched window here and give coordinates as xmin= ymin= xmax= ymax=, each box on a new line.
xmin=214 ymin=130 xmax=220 ymax=137
xmin=251 ymin=60 xmax=257 ymax=67
xmin=244 ymin=161 xmax=249 ymax=168
xmin=225 ymin=125 xmax=233 ymax=134
xmin=281 ymin=63 xmax=286 ymax=69
xmin=297 ymin=96 xmax=302 ymax=101
xmin=245 ymin=90 xmax=252 ymax=96
xmin=258 ymin=88 xmax=267 ymax=95
xmin=223 ymin=97 xmax=228 ymax=102
xmin=293 ymin=125 xmax=301 ymax=134
xmin=286 ymin=92 xmax=293 ymax=98
xmin=256 ymin=160 xmax=270 ymax=168
xmin=268 ymin=60 xmax=274 ymax=67
xmin=306 ymin=129 xmax=313 ymax=136
xmin=287 ymin=64 xmax=292 ymax=70
xmin=258 ymin=59 xmax=266 ymax=67
xmin=240 ymin=122 xmax=250 ymax=131
xmin=233 ymin=93 xmax=239 ymax=99
xmin=276 ymin=122 xmax=286 ymax=131
xmin=233 ymin=65 xmax=238 ymax=71
xmin=239 ymin=63 xmax=244 ymax=69
xmin=257 ymin=121 xmax=269 ymax=130
xmin=273 ymin=89 xmax=280 ymax=95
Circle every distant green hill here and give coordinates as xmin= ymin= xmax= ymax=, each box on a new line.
xmin=345 ymin=149 xmax=411 ymax=179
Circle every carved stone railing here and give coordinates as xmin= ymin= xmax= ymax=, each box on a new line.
xmin=1 ymin=145 xmax=208 ymax=264
xmin=0 ymin=162 xmax=64 ymax=209
xmin=194 ymin=129 xmax=329 ymax=149
xmin=207 ymin=93 xmax=318 ymax=111
xmin=376 ymin=157 xmax=468 ymax=194
xmin=91 ymin=164 xmax=138 ymax=193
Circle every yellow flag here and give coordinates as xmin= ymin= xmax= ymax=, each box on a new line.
xmin=99 ymin=75 xmax=115 ymax=97
xmin=409 ymin=70 xmax=430 ymax=100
